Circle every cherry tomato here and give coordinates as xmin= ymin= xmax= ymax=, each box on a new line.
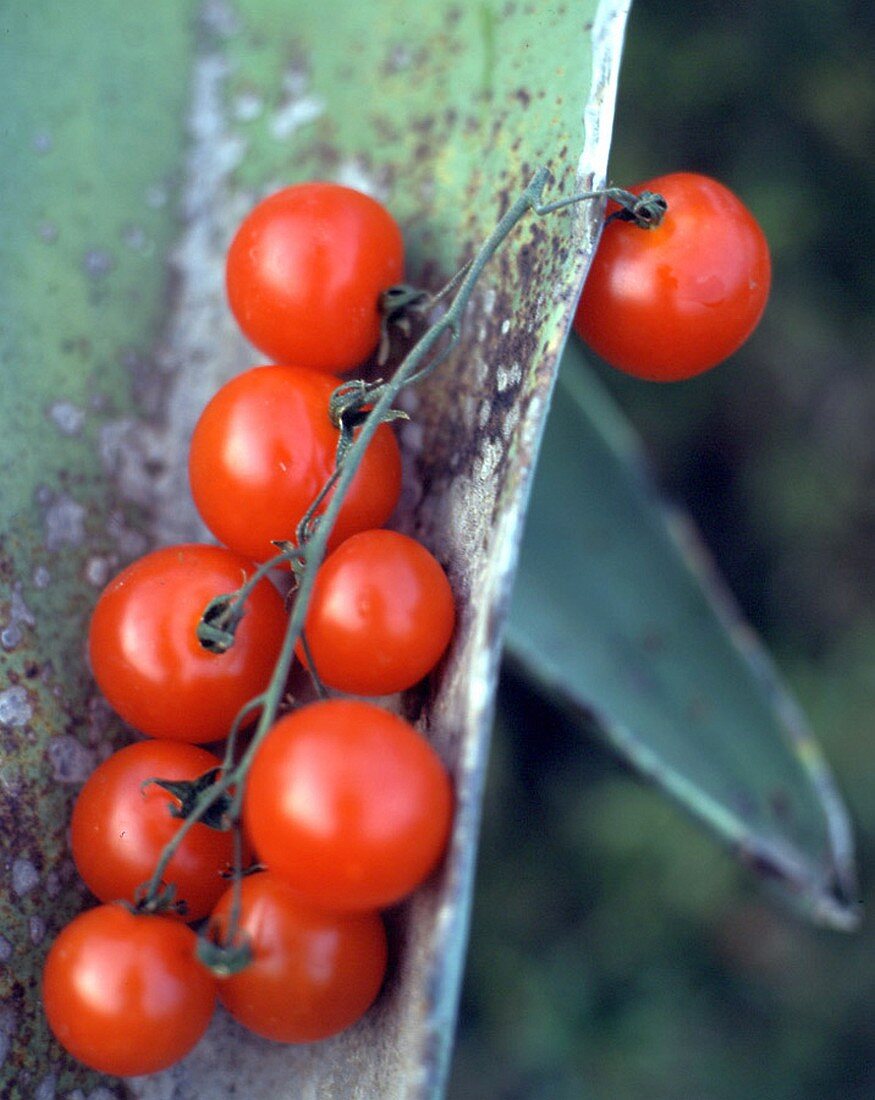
xmin=226 ymin=182 xmax=404 ymax=373
xmin=88 ymin=544 xmax=287 ymax=742
xmin=299 ymin=529 xmax=455 ymax=695
xmin=42 ymin=903 xmax=216 ymax=1076
xmin=71 ymin=740 xmax=237 ymax=921
xmin=574 ymin=172 xmax=771 ymax=381
xmin=188 ymin=364 xmax=402 ymax=562
xmin=244 ymin=699 xmax=453 ymax=911
xmin=209 ymin=872 xmax=387 ymax=1042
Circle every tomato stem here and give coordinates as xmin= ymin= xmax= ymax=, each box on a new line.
xmin=298 ymin=628 xmax=330 ymax=700
xmin=533 ymin=185 xmax=667 ymax=229
xmin=195 ymin=549 xmax=302 ymax=654
xmin=142 ymin=766 xmax=232 ymax=830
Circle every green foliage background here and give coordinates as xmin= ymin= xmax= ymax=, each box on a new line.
xmin=451 ymin=2 xmax=875 ymax=1097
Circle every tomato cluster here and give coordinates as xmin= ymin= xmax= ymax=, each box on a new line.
xmin=43 ymin=182 xmax=456 ymax=1076
xmin=43 ymin=167 xmax=771 ymax=1078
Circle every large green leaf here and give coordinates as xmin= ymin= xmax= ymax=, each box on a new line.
xmin=0 ymin=1 xmax=629 ymax=1095
xmin=507 ymin=342 xmax=858 ymax=930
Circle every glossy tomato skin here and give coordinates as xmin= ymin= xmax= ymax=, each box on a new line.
xmin=71 ymin=740 xmax=235 ymax=921
xmin=574 ymin=172 xmax=771 ymax=381
xmin=210 ymin=872 xmax=387 ymax=1042
xmin=226 ymin=182 xmax=404 ymax=373
xmin=188 ymin=364 xmax=402 ymax=562
xmin=244 ymin=700 xmax=453 ymax=911
xmin=42 ymin=903 xmax=216 ymax=1076
xmin=88 ymin=544 xmax=287 ymax=742
xmin=299 ymin=529 xmax=455 ymax=695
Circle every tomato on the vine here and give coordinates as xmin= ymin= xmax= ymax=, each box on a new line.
xmin=71 ymin=740 xmax=237 ymax=921
xmin=299 ymin=529 xmax=455 ymax=695
xmin=188 ymin=364 xmax=402 ymax=562
xmin=574 ymin=172 xmax=771 ymax=381
xmin=88 ymin=544 xmax=287 ymax=743
xmin=243 ymin=699 xmax=453 ymax=911
xmin=209 ymin=872 xmax=387 ymax=1043
xmin=42 ymin=903 xmax=216 ymax=1076
xmin=226 ymin=182 xmax=404 ymax=373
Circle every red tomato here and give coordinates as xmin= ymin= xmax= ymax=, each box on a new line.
xmin=42 ymin=904 xmax=216 ymax=1076
xmin=88 ymin=544 xmax=287 ymax=742
xmin=209 ymin=872 xmax=387 ymax=1042
xmin=244 ymin=700 xmax=453 ymax=911
xmin=299 ymin=529 xmax=455 ymax=694
xmin=71 ymin=740 xmax=237 ymax=921
xmin=226 ymin=182 xmax=404 ymax=373
xmin=188 ymin=364 xmax=402 ymax=562
xmin=574 ymin=172 xmax=771 ymax=381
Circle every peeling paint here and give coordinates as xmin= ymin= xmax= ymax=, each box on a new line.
xmin=83 ymin=557 xmax=113 ymax=588
xmin=476 ymin=438 xmax=501 ymax=483
xmin=47 ymin=736 xmax=97 ymax=784
xmin=501 ymin=402 xmax=521 ymax=439
xmin=335 ymin=158 xmax=387 ymax=200
xmin=106 ymin=509 xmax=148 ymax=560
xmin=11 ymin=858 xmax=39 ymax=897
xmin=28 ymin=915 xmax=46 ymax=946
xmin=145 ymin=182 xmax=169 ymax=209
xmin=2 ymin=583 xmax=36 ymax=653
xmin=0 ymin=686 xmax=34 ymax=728
xmin=269 ymin=94 xmax=325 ymax=140
xmin=82 ymin=249 xmax=115 ymax=278
xmin=42 ymin=493 xmax=86 ymax=551
xmin=47 ymin=401 xmax=86 ymax=436
xmin=34 ymin=1075 xmax=57 ymax=1100
xmin=99 ymin=418 xmax=164 ymax=508
xmin=201 ymin=0 xmax=242 ymax=38
xmin=386 ymin=44 xmax=414 ymax=72
xmin=496 ymin=361 xmax=522 ymax=391
xmin=121 ymin=224 xmax=150 ymax=252
xmin=32 ymin=566 xmax=51 ymax=590
xmin=233 ymin=90 xmax=264 ymax=121
xmin=145 ymin=50 xmax=255 ymax=550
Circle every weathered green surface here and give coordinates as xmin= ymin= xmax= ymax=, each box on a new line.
xmin=0 ymin=1 xmax=622 ymax=1096
xmin=508 ymin=343 xmax=858 ymax=930
xmin=0 ymin=4 xmax=195 ymax=1096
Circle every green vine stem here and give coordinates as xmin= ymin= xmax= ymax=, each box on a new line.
xmin=140 ymin=168 xmax=665 ymax=932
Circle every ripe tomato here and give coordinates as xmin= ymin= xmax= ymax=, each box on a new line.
xmin=71 ymin=740 xmax=237 ymax=921
xmin=188 ymin=364 xmax=402 ymax=562
xmin=226 ymin=182 xmax=404 ymax=373
xmin=244 ymin=700 xmax=453 ymax=911
xmin=42 ymin=903 xmax=216 ymax=1076
xmin=299 ymin=529 xmax=455 ymax=695
xmin=574 ymin=172 xmax=771 ymax=381
xmin=209 ymin=872 xmax=387 ymax=1042
xmin=88 ymin=544 xmax=287 ymax=742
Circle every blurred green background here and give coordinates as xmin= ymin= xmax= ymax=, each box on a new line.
xmin=450 ymin=2 xmax=875 ymax=1097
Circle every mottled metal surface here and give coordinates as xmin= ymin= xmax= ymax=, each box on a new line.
xmin=1 ymin=6 xmax=196 ymax=1096
xmin=0 ymin=0 xmax=628 ymax=1096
